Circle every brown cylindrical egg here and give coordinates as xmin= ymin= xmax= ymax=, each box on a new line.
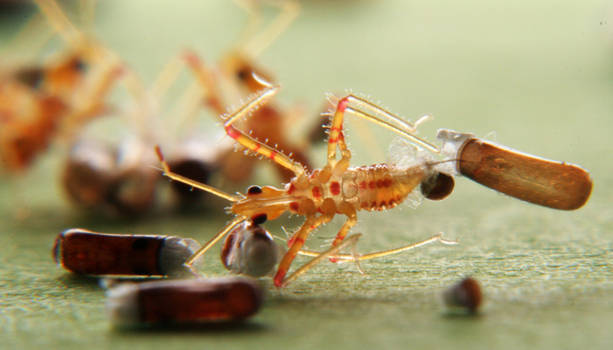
xmin=106 ymin=277 xmax=264 ymax=326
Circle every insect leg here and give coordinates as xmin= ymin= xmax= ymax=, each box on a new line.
xmin=155 ymin=146 xmax=240 ymax=202
xmin=33 ymin=0 xmax=81 ymax=45
xmin=223 ymin=86 xmax=306 ymax=177
xmin=184 ymin=217 xmax=246 ymax=269
xmin=283 ymin=234 xmax=363 ymax=287
xmin=274 ymin=214 xmax=332 ymax=287
xmin=326 ymin=96 xmax=354 ymax=163
xmin=140 ymin=52 xmax=214 ymax=138
xmin=78 ymin=0 xmax=96 ymax=33
xmin=298 ymin=233 xmax=457 ymax=262
xmin=183 ymin=51 xmax=226 ymax=116
xmin=150 ymin=54 xmax=191 ymax=102
xmin=59 ymin=61 xmax=126 ymax=141
xmin=329 ymin=210 xmax=358 ymax=262
xmin=241 ymin=0 xmax=300 ymax=57
xmin=332 ymin=209 xmax=357 ymax=243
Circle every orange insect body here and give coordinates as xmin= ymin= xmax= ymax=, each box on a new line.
xmin=158 ymin=83 xmax=590 ymax=288
xmin=228 ymin=165 xmax=429 ymax=232
xmin=158 ymin=89 xmax=454 ymax=287
xmin=1 ymin=1 xmax=124 ymax=173
xmin=0 ymin=79 xmax=67 ymax=171
xmin=0 ymin=54 xmax=116 ymax=171
xmin=283 ymin=163 xmax=426 ymax=216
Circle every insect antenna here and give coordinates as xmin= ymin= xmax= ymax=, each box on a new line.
xmin=337 ymin=94 xmax=440 ymax=153
xmin=345 ymin=104 xmax=439 ymax=153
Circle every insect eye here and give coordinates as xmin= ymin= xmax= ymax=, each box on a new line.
xmin=251 ymin=214 xmax=267 ymax=225
xmin=236 ymin=67 xmax=250 ymax=81
xmin=247 ymin=185 xmax=262 ymax=195
xmin=73 ymin=59 xmax=88 ymax=72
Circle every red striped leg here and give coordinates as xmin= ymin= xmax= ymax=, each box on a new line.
xmin=274 ymin=214 xmax=332 ymax=287
xmin=326 ymin=96 xmax=352 ymax=163
xmin=223 ymin=86 xmax=305 ymax=177
xmin=329 ymin=211 xmax=357 ymax=262
xmin=283 ymin=234 xmax=363 ymax=287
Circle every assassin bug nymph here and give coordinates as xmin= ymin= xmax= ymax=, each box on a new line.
xmin=156 ymin=85 xmax=460 ymax=287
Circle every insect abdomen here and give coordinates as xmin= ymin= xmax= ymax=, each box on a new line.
xmin=348 ymin=164 xmax=426 ymax=211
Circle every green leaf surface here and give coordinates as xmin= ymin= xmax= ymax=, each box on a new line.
xmin=1 ymin=0 xmax=611 ymax=349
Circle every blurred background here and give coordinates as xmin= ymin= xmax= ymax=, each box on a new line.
xmin=1 ymin=0 xmax=612 ymax=349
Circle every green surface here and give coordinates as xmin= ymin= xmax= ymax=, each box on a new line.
xmin=1 ymin=0 xmax=612 ymax=349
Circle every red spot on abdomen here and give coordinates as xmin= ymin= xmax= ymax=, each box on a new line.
xmin=289 ymin=202 xmax=299 ymax=211
xmin=330 ymin=182 xmax=341 ymax=196
xmin=359 ymin=181 xmax=367 ymax=189
xmin=312 ymin=186 xmax=321 ymax=199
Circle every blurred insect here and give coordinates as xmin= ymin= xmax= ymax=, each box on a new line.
xmin=18 ymin=0 xmax=170 ymax=216
xmin=54 ymin=228 xmax=200 ymax=278
xmin=107 ymin=277 xmax=263 ymax=326
xmin=155 ymin=86 xmax=468 ymax=287
xmin=61 ymin=137 xmax=162 ymax=216
xmin=180 ymin=0 xmax=326 ymax=185
xmin=0 ymin=0 xmax=165 ymax=217
xmin=60 ymin=0 xmax=315 ymax=214
xmin=60 ymin=51 xmax=227 ymax=215
xmin=443 ymin=277 xmax=483 ymax=314
xmin=0 ymin=0 xmax=127 ymax=173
